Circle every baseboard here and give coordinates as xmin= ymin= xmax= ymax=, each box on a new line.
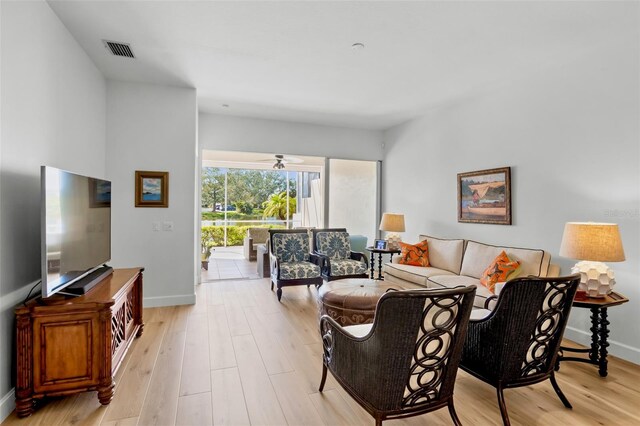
xmin=564 ymin=326 xmax=640 ymax=365
xmin=0 ymin=388 xmax=14 ymax=423
xmin=143 ymin=293 xmax=196 ymax=308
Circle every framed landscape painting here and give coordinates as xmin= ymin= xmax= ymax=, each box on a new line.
xmin=458 ymin=167 xmax=511 ymax=225
xmin=135 ymin=171 xmax=169 ymax=208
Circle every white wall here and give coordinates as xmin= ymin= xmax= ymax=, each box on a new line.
xmin=329 ymin=159 xmax=378 ymax=243
xmin=383 ymin=34 xmax=639 ymax=362
xmin=199 ymin=113 xmax=384 ymax=161
xmin=0 ymin=0 xmax=107 ymax=419
xmin=106 ymin=81 xmax=198 ymax=307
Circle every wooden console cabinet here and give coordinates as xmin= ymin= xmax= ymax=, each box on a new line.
xmin=14 ymin=268 xmax=144 ymax=417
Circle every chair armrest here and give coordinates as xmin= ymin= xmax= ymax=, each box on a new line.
xmin=484 ymin=295 xmax=498 ymax=309
xmin=350 ymin=251 xmax=369 ymax=268
xmin=269 ymin=252 xmax=280 ymax=278
xmin=309 ymin=253 xmax=325 ymax=268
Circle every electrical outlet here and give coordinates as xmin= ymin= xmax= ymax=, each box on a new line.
xmin=163 ymin=221 xmax=174 ymax=232
xmin=152 ymin=222 xmax=161 ymax=231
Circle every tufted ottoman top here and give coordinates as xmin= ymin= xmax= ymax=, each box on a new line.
xmin=317 ymin=279 xmax=404 ymax=326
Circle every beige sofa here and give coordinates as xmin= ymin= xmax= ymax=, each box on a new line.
xmin=383 ymin=235 xmax=559 ymax=308
xmin=243 ymin=227 xmax=270 ymax=261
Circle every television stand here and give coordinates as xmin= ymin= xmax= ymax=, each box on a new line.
xmin=15 ymin=268 xmax=144 ymax=417
xmin=62 ymin=265 xmax=114 ymax=296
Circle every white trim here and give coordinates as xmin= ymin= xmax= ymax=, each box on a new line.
xmin=564 ymin=326 xmax=640 ymax=365
xmin=0 ymin=388 xmax=15 ymax=423
xmin=143 ymin=293 xmax=196 ymax=308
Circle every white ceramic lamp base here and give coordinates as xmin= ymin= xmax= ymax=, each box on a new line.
xmin=386 ymin=233 xmax=401 ymax=250
xmin=571 ymin=260 xmax=615 ymax=298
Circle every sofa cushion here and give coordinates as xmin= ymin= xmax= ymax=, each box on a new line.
xmin=460 ymin=240 xmax=549 ymax=279
xmin=398 ymin=240 xmax=430 ymax=267
xmin=480 ymin=251 xmax=521 ymax=293
xmin=330 ymin=259 xmax=367 ymax=276
xmin=279 ymin=261 xmax=321 ymax=280
xmin=427 ymin=274 xmax=493 ymax=309
xmin=316 ymin=231 xmax=351 ymax=260
xmin=418 ymin=235 xmax=465 ymax=274
xmin=384 ymin=263 xmax=455 ymax=287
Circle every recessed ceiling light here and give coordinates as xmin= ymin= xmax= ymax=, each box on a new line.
xmin=222 ymin=104 xmax=229 ymax=108
xmin=351 ymin=43 xmax=365 ymax=50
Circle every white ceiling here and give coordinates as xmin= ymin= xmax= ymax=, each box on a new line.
xmin=48 ymin=1 xmax=637 ymax=130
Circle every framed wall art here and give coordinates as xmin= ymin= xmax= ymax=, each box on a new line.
xmin=135 ymin=171 xmax=169 ymax=208
xmin=458 ymin=167 xmax=511 ymax=225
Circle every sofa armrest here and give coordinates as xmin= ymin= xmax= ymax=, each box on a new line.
xmin=350 ymin=251 xmax=369 ymax=268
xmin=269 ymin=252 xmax=280 ymax=279
xmin=547 ymin=263 xmax=560 ymax=277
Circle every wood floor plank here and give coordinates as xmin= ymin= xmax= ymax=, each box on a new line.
xmin=176 ymin=392 xmax=213 ymax=426
xmin=232 ymin=335 xmax=287 ymax=425
xmin=4 ymin=280 xmax=640 ymax=426
xmin=179 ymin=312 xmax=211 ymax=396
xmin=269 ymin=372 xmax=325 ymax=426
xmin=223 ymin=291 xmax=252 ymax=336
xmin=137 ymin=330 xmax=186 ymax=426
xmin=309 ymin=389 xmax=367 ymax=426
xmin=100 ymin=417 xmax=139 ymax=426
xmin=103 ymin=321 xmax=165 ymax=422
xmin=244 ymin=307 xmax=294 ymax=375
xmin=211 ymin=368 xmax=250 ymax=426
xmin=208 ymin=305 xmax=237 ymax=370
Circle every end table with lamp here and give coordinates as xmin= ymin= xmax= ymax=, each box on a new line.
xmin=366 ymin=246 xmax=401 ymax=280
xmin=557 ymin=222 xmax=627 ymax=377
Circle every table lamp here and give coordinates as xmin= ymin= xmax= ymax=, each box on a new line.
xmin=559 ymin=222 xmax=625 ymax=298
xmin=379 ymin=213 xmax=405 ymax=250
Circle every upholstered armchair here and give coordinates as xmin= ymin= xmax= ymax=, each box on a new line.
xmin=319 ymin=286 xmax=476 ymax=426
xmin=268 ymin=229 xmax=323 ymax=301
xmin=312 ymin=228 xmax=369 ymax=281
xmin=460 ymin=275 xmax=580 ymax=426
xmin=243 ymin=227 xmax=269 ymax=261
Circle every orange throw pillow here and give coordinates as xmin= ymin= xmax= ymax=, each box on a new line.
xmin=480 ymin=251 xmax=521 ymax=293
xmin=398 ymin=240 xmax=430 ymax=267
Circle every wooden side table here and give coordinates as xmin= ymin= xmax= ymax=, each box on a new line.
xmin=556 ymin=291 xmax=629 ymax=377
xmin=365 ymin=247 xmax=401 ymax=280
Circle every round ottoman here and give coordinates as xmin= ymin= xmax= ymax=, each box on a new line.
xmin=317 ymin=278 xmax=404 ymax=326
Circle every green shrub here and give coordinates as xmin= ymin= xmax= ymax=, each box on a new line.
xmin=201 ymin=224 xmax=285 ymax=247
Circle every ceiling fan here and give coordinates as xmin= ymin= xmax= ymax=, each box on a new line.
xmin=260 ymin=154 xmax=303 ymax=170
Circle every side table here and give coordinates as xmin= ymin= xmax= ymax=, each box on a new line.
xmin=556 ymin=291 xmax=629 ymax=377
xmin=365 ymin=246 xmax=401 ymax=280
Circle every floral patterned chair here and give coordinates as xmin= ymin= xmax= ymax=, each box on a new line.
xmin=312 ymin=228 xmax=369 ymax=281
xmin=268 ymin=229 xmax=323 ymax=301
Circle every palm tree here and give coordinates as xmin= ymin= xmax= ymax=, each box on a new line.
xmin=262 ymin=192 xmax=296 ymax=220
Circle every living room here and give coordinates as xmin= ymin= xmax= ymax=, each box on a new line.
xmin=1 ymin=1 xmax=638 ymax=425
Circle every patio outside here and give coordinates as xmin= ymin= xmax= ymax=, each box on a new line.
xmin=201 ymin=165 xmax=322 ymax=282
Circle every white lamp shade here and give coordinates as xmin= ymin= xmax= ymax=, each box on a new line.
xmin=379 ymin=213 xmax=405 ymax=232
xmin=559 ymin=222 xmax=625 ymax=262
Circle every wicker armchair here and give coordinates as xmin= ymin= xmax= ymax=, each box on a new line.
xmin=319 ymin=286 xmax=476 ymax=426
xmin=460 ymin=274 xmax=580 ymax=426
xmin=268 ymin=229 xmax=323 ymax=301
xmin=312 ymin=228 xmax=369 ymax=281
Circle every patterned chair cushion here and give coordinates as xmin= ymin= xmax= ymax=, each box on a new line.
xmin=330 ymin=259 xmax=368 ymax=276
xmin=317 ymin=232 xmax=351 ymax=260
xmin=272 ymin=233 xmax=310 ymax=263
xmin=279 ymin=261 xmax=321 ymax=280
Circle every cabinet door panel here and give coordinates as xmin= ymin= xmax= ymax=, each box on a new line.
xmin=33 ymin=313 xmax=100 ymax=392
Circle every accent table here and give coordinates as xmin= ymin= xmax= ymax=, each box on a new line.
xmin=365 ymin=246 xmax=401 ymax=280
xmin=556 ymin=291 xmax=629 ymax=377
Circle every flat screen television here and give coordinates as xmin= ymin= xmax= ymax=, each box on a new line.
xmin=41 ymin=166 xmax=112 ymax=298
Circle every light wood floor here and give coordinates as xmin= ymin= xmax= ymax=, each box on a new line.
xmin=3 ymin=278 xmax=640 ymax=426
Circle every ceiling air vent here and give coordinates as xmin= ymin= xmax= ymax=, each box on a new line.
xmin=103 ymin=40 xmax=135 ymax=58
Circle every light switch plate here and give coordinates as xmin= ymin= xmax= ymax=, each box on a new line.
xmin=163 ymin=221 xmax=174 ymax=231
xmin=152 ymin=222 xmax=161 ymax=231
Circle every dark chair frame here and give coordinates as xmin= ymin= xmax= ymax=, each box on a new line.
xmin=460 ymin=274 xmax=580 ymax=425
xmin=319 ymin=286 xmax=476 ymax=426
xmin=268 ymin=229 xmax=323 ymax=301
xmin=311 ymin=228 xmax=369 ymax=281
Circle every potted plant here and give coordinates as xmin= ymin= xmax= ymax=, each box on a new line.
xmin=201 ymin=236 xmax=215 ymax=271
